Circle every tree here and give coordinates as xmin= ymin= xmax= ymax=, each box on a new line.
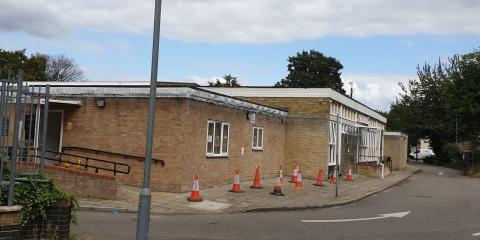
xmin=0 ymin=49 xmax=84 ymax=82
xmin=46 ymin=55 xmax=84 ymax=82
xmin=208 ymin=74 xmax=241 ymax=87
xmin=387 ymin=49 xmax=480 ymax=166
xmin=275 ymin=50 xmax=345 ymax=93
xmin=0 ymin=49 xmax=47 ymax=81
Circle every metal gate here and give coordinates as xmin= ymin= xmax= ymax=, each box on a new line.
xmin=0 ymin=70 xmax=51 ymax=206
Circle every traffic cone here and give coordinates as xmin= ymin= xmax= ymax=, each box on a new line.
xmin=294 ymin=170 xmax=304 ymax=190
xmin=279 ymin=166 xmax=285 ymax=185
xmin=313 ymin=169 xmax=326 ymax=187
xmin=290 ymin=164 xmax=299 ymax=183
xmin=187 ymin=174 xmax=203 ymax=202
xmin=270 ymin=171 xmax=285 ymax=196
xmin=250 ymin=166 xmax=263 ymax=189
xmin=345 ymin=164 xmax=353 ymax=181
xmin=229 ymin=169 xmax=244 ymax=193
xmin=329 ymin=167 xmax=337 ymax=184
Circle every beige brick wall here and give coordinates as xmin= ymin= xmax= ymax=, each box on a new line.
xmin=384 ymin=134 xmax=408 ymax=170
xmin=58 ymin=98 xmax=285 ymax=192
xmin=242 ymin=97 xmax=330 ymax=179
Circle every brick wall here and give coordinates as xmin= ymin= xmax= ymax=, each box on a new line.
xmin=179 ymin=100 xmax=285 ymax=191
xmin=242 ymin=97 xmax=330 ymax=179
xmin=384 ymin=134 xmax=408 ymax=170
xmin=16 ymin=162 xmax=117 ymax=200
xmin=0 ymin=200 xmax=72 ymax=240
xmin=58 ymin=97 xmax=285 ymax=192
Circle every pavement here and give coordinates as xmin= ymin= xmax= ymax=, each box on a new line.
xmin=78 ymin=165 xmax=419 ymax=214
xmin=72 ymin=163 xmax=480 ymax=240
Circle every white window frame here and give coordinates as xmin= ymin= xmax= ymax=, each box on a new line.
xmin=328 ymin=121 xmax=337 ymax=166
xmin=252 ymin=126 xmax=264 ymax=150
xmin=206 ymin=120 xmax=230 ymax=157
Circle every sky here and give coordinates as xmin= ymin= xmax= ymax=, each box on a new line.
xmin=0 ymin=0 xmax=479 ymax=111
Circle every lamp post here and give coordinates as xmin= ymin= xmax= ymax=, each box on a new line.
xmin=135 ymin=0 xmax=163 ymax=239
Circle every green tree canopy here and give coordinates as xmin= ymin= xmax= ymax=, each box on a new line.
xmin=275 ymin=50 xmax=345 ymax=93
xmin=208 ymin=74 xmax=241 ymax=87
xmin=0 ymin=49 xmax=84 ymax=81
xmin=387 ymin=49 xmax=480 ymax=164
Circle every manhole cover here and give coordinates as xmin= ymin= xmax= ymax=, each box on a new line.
xmin=188 ymin=200 xmax=231 ymax=211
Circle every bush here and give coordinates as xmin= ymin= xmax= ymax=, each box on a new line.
xmin=439 ymin=143 xmax=463 ymax=168
xmin=0 ymin=176 xmax=77 ymax=224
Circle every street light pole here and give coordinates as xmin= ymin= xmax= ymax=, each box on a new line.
xmin=136 ymin=0 xmax=163 ymax=239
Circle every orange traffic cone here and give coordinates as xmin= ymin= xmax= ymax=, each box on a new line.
xmin=290 ymin=164 xmax=299 ymax=183
xmin=187 ymin=174 xmax=203 ymax=202
xmin=279 ymin=166 xmax=285 ymax=185
xmin=270 ymin=171 xmax=285 ymax=196
xmin=229 ymin=169 xmax=244 ymax=193
xmin=250 ymin=166 xmax=263 ymax=189
xmin=313 ymin=169 xmax=326 ymax=187
xmin=329 ymin=167 xmax=337 ymax=184
xmin=294 ymin=171 xmax=304 ymax=190
xmin=345 ymin=164 xmax=353 ymax=181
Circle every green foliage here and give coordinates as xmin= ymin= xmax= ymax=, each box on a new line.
xmin=275 ymin=50 xmax=345 ymax=93
xmin=208 ymin=74 xmax=241 ymax=87
xmin=0 ymin=49 xmax=84 ymax=82
xmin=387 ymin=48 xmax=480 ymax=166
xmin=0 ymin=177 xmax=77 ymax=224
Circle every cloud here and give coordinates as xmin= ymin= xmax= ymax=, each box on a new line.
xmin=342 ymin=74 xmax=415 ymax=111
xmin=1 ymin=0 xmax=479 ymax=43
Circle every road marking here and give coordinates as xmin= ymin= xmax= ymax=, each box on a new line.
xmin=301 ymin=211 xmax=411 ymax=223
xmin=473 ymin=232 xmax=480 ymax=237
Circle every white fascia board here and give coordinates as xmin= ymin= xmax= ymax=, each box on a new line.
xmin=202 ymin=87 xmax=386 ymax=123
xmin=39 ymin=99 xmax=82 ymax=105
xmin=384 ymin=131 xmax=408 ymax=138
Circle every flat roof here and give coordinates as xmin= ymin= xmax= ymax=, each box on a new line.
xmin=201 ymin=87 xmax=386 ymax=123
xmin=24 ymin=82 xmax=287 ymax=117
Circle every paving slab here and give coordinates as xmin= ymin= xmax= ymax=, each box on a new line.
xmin=77 ymin=165 xmax=420 ymax=214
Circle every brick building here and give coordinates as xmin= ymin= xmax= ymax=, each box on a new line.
xmin=203 ymin=87 xmax=387 ymax=179
xmin=15 ymin=82 xmax=386 ymax=192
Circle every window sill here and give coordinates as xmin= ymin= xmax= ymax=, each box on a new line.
xmin=206 ymin=155 xmax=229 ymax=159
xmin=252 ymin=148 xmax=264 ymax=151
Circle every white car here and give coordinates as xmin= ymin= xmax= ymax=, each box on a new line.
xmin=409 ymin=148 xmax=435 ymax=160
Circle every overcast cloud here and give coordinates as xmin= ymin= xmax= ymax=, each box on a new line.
xmin=1 ymin=0 xmax=480 ymax=43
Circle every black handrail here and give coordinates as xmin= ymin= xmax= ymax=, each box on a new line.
xmin=39 ymin=149 xmax=131 ymax=175
xmin=62 ymin=146 xmax=165 ymax=166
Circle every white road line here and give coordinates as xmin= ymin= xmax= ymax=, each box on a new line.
xmin=302 ymin=211 xmax=411 ymax=223
xmin=472 ymin=232 xmax=480 ymax=237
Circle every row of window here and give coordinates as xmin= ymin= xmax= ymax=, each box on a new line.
xmin=328 ymin=121 xmax=382 ymax=165
xmin=206 ymin=120 xmax=264 ymax=157
xmin=330 ymin=102 xmax=385 ymax=131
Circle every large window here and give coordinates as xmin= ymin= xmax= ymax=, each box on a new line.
xmin=328 ymin=121 xmax=337 ymax=165
xmin=206 ymin=120 xmax=229 ymax=156
xmin=252 ymin=127 xmax=263 ymax=150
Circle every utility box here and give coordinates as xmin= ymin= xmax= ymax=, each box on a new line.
xmin=383 ymin=132 xmax=409 ymax=170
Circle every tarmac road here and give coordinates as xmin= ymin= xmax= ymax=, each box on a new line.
xmin=72 ymin=163 xmax=480 ymax=240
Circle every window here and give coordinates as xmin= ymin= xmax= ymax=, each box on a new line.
xmin=328 ymin=121 xmax=337 ymax=165
xmin=206 ymin=120 xmax=229 ymax=156
xmin=252 ymin=127 xmax=263 ymax=150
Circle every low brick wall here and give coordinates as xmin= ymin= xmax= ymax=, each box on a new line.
xmin=17 ymin=162 xmax=117 ymax=200
xmin=357 ymin=162 xmax=391 ymax=178
xmin=0 ymin=199 xmax=72 ymax=240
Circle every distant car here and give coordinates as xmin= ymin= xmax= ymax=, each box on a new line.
xmin=409 ymin=148 xmax=435 ymax=160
